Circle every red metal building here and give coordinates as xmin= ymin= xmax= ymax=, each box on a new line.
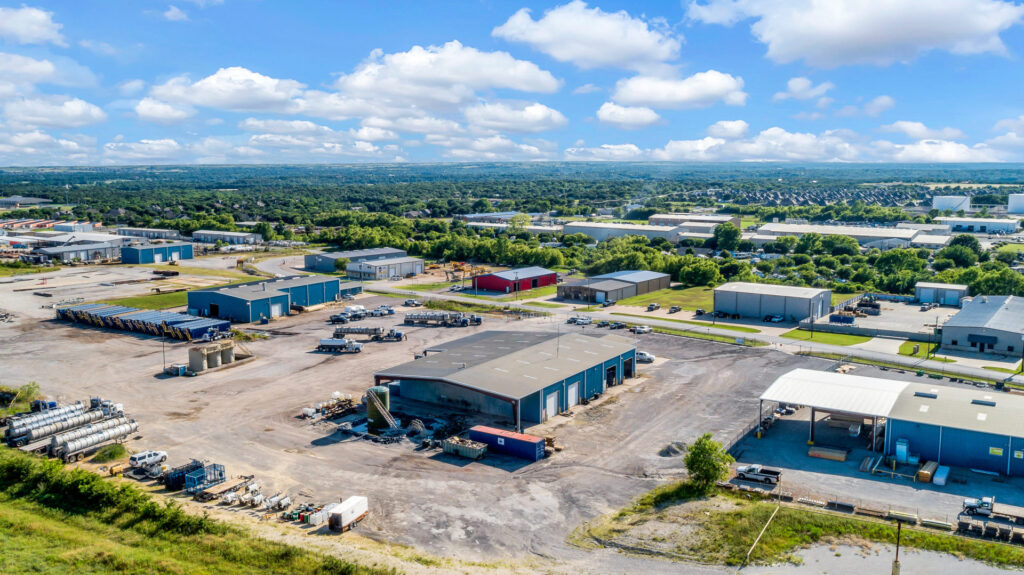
xmin=472 ymin=266 xmax=557 ymax=293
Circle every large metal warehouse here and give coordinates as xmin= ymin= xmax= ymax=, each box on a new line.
xmin=714 ymin=282 xmax=831 ymax=321
xmin=935 ymin=217 xmax=1020 ymax=234
xmin=304 ymin=247 xmax=407 ymax=273
xmin=188 ymin=275 xmax=360 ymax=323
xmin=557 ymin=270 xmax=670 ymax=303
xmin=932 ymin=196 xmax=971 ymax=212
xmin=941 ymin=295 xmax=1024 ymax=356
xmin=760 ymin=369 xmax=1024 ymax=476
xmin=121 ymin=242 xmax=194 ymax=264
xmin=563 ymin=221 xmax=681 ymax=242
xmin=472 ymin=266 xmax=557 ymax=293
xmin=346 ymin=256 xmax=424 ymax=280
xmin=191 ymin=230 xmax=263 ymax=244
xmin=374 ymin=331 xmax=636 ymax=431
xmin=915 ymin=281 xmax=968 ymax=306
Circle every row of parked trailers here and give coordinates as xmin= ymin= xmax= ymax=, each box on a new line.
xmin=2 ymin=399 xmax=139 ymax=462
xmin=56 ymin=303 xmax=230 ymax=341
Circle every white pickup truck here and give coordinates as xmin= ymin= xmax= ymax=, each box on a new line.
xmin=735 ymin=464 xmax=783 ymax=484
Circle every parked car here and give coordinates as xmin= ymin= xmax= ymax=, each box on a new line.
xmin=341 ymin=294 xmax=355 ymax=301
xmin=449 ymin=285 xmax=463 ymax=292
xmin=390 ymin=275 xmax=402 ymax=281
xmin=636 ymin=351 xmax=655 ymax=363
xmin=596 ymin=321 xmax=610 ymax=328
xmin=714 ymin=311 xmax=729 ymax=318
xmin=129 ymin=450 xmax=167 ymax=468
xmin=763 ymin=314 xmax=784 ymax=323
xmin=630 ymin=325 xmax=652 ymax=334
xmin=602 ymin=300 xmax=615 ymax=307
xmin=403 ymin=299 xmax=422 ymax=307
xmin=647 ymin=303 xmax=661 ymax=311
xmin=609 ymin=322 xmax=627 ymax=330
xmin=566 ymin=317 xmax=579 ymax=324
xmin=668 ymin=306 xmax=681 ymax=314
xmin=695 ymin=308 xmax=707 ymax=316
xmin=575 ymin=317 xmax=593 ymax=325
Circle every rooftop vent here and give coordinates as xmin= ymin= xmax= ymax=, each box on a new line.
xmin=972 ymin=399 xmax=996 ymax=407
xmin=914 ymin=392 xmax=937 ymax=399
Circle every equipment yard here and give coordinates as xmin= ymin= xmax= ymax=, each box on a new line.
xmin=6 ymin=265 xmax=1024 ymax=573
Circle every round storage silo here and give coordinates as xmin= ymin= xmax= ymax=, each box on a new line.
xmin=188 ymin=347 xmax=206 ymax=372
xmin=221 ymin=342 xmax=235 ymax=364
xmin=366 ymin=385 xmax=390 ymax=433
xmin=206 ymin=345 xmax=222 ymax=368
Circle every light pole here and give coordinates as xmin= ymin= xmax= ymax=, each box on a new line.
xmin=892 ymin=520 xmax=902 ymax=574
xmin=514 ymin=272 xmax=519 ymax=301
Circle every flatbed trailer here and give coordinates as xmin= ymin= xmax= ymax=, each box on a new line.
xmin=195 ymin=475 xmax=255 ymax=502
xmin=964 ymin=496 xmax=1024 ymax=524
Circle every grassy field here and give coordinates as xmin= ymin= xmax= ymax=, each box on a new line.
xmin=0 ymin=265 xmax=60 ymax=277
xmin=996 ymin=243 xmax=1024 ymax=254
xmin=652 ymin=326 xmax=766 ymax=347
xmin=404 ymin=280 xmax=462 ymax=292
xmin=780 ymin=329 xmax=871 ymax=346
xmin=100 ymin=291 xmax=189 ymax=310
xmin=612 ymin=312 xmax=760 ymax=333
xmin=498 ymin=284 xmax=559 ymax=301
xmin=0 ymin=447 xmax=392 ymax=575
xmin=617 ymin=285 xmax=714 ymax=310
xmin=830 ymin=292 xmax=862 ymax=306
xmin=139 ymin=264 xmax=256 ymax=280
xmin=576 ymin=482 xmax=1024 ymax=567
xmin=898 ymin=340 xmax=956 ymax=362
xmin=984 ymin=364 xmax=1022 ymax=375
xmin=739 ymin=216 xmax=759 ymax=229
xmin=526 ymin=301 xmax=564 ymax=308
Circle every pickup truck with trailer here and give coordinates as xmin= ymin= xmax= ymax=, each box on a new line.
xmin=963 ymin=496 xmax=1024 ymax=524
xmin=735 ymin=464 xmax=783 ymax=484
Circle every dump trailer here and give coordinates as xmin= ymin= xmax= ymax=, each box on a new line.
xmin=317 ymin=338 xmax=363 ymax=353
xmin=371 ymin=328 xmax=406 ymax=342
xmin=52 ymin=420 xmax=138 ymax=463
xmin=333 ymin=326 xmax=385 ymax=338
xmin=963 ymin=497 xmax=1024 ymax=524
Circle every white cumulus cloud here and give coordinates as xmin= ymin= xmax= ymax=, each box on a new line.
xmin=238 ymin=118 xmax=331 ymax=134
xmin=5 ymin=96 xmax=107 ymax=128
xmin=994 ymin=115 xmax=1024 ymax=132
xmin=493 ymin=1 xmax=680 ymax=71
xmin=880 ymin=139 xmax=999 ymax=162
xmin=163 ymin=5 xmax=189 ymax=21
xmin=773 ymin=77 xmax=834 ymax=101
xmin=881 ymin=120 xmax=964 ymax=139
xmin=349 ymin=126 xmax=398 ymax=141
xmin=687 ymin=0 xmax=1024 ymax=67
xmin=707 ymin=119 xmax=749 ymax=139
xmin=564 ymin=143 xmax=645 ymax=161
xmin=595 ymin=102 xmax=660 ymax=129
xmin=612 ymin=70 xmax=747 ymax=109
xmin=151 ymin=67 xmax=306 ymax=112
xmin=103 ymin=138 xmax=183 ymax=162
xmin=0 ymin=6 xmax=65 ymax=46
xmin=135 ymin=98 xmax=196 ymax=123
xmin=464 ymin=101 xmax=567 ymax=133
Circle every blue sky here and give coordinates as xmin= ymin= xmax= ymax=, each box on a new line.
xmin=1 ymin=0 xmax=1024 ymax=165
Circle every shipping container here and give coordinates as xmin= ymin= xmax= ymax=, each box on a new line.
xmin=328 ymin=496 xmax=368 ymax=532
xmin=469 ymin=425 xmax=545 ymax=462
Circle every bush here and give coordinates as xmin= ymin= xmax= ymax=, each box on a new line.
xmin=91 ymin=444 xmax=127 ymax=463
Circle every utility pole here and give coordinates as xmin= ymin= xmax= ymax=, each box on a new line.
xmin=892 ymin=520 xmax=902 ymax=575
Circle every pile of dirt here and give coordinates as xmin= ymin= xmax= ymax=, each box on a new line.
xmin=659 ymin=441 xmax=687 ymax=457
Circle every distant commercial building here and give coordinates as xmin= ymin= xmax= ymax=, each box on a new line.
xmin=648 ymin=213 xmax=740 ymax=227
xmin=563 ymin=221 xmax=681 ymax=243
xmin=188 ymin=275 xmax=360 ymax=323
xmin=346 ymin=256 xmax=424 ymax=280
xmin=304 ymin=247 xmax=407 ymax=273
xmin=52 ymin=222 xmax=94 ymax=232
xmin=909 ymin=234 xmax=952 ymax=249
xmin=757 ymin=222 xmax=919 ymax=248
xmin=121 ymin=242 xmax=195 ymax=264
xmin=915 ymin=282 xmax=968 ymax=306
xmin=37 ymin=242 xmax=121 ymax=263
xmin=472 ymin=266 xmax=557 ymax=293
xmin=1009 ymin=194 xmax=1024 ymax=215
xmin=456 ymin=211 xmax=521 ymax=223
xmin=557 ymin=270 xmax=670 ymax=303
xmin=0 ymin=196 xmax=51 ymax=208
xmin=714 ymin=282 xmax=830 ymax=321
xmin=934 ymin=217 xmax=1020 ymax=234
xmin=465 ymin=221 xmax=563 ymax=235
xmin=896 ymin=222 xmax=952 ymax=235
xmin=116 ymin=227 xmax=182 ymax=240
xmin=761 ymin=368 xmax=1024 ymax=477
xmin=932 ymin=196 xmax=971 ymax=212
xmin=941 ymin=295 xmax=1024 ymax=356
xmin=192 ymin=230 xmax=264 ymax=244
xmin=374 ymin=331 xmax=636 ymax=430
xmin=33 ymin=232 xmax=131 ymax=247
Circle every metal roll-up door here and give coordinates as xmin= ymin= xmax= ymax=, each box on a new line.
xmin=567 ymin=383 xmax=579 ymax=407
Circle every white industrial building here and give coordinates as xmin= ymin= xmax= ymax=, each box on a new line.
xmin=563 ymin=221 xmax=681 ymax=243
xmin=915 ymin=282 xmax=968 ymax=306
xmin=932 ymin=196 xmax=971 ymax=212
xmin=941 ymin=296 xmax=1024 ymax=356
xmin=934 ymin=217 xmax=1020 ymax=234
xmin=756 ymin=223 xmax=919 ymax=248
xmin=52 ymin=222 xmax=94 ymax=232
xmin=115 ymin=227 xmax=182 ymax=240
xmin=347 ymin=256 xmax=424 ymax=280
xmin=713 ymin=282 xmax=831 ymax=322
xmin=896 ymin=222 xmax=952 ymax=235
xmin=910 ymin=234 xmax=952 ymax=249
xmin=648 ymin=213 xmax=740 ymax=227
xmin=192 ymin=230 xmax=264 ymax=244
xmin=466 ymin=222 xmax=563 ymax=235
xmin=1009 ymin=194 xmax=1024 ymax=215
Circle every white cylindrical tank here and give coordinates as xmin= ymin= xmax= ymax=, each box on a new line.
xmin=24 ymin=410 xmax=104 ymax=442
xmin=220 ymin=345 xmax=235 ymax=364
xmin=1009 ymin=194 xmax=1024 ymax=214
xmin=60 ymin=421 xmax=138 ymax=459
xmin=188 ymin=347 xmax=206 ymax=372
xmin=206 ymin=348 xmax=221 ymax=368
xmin=50 ymin=416 xmax=130 ymax=450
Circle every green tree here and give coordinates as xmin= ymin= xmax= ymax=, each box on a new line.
xmin=820 ymin=234 xmax=860 ymax=256
xmin=713 ymin=222 xmax=741 ymax=252
xmin=936 ymin=244 xmax=978 ymax=268
xmin=875 ymin=249 xmax=926 ymax=275
xmin=678 ymin=259 xmax=722 ymax=286
xmin=949 ymin=234 xmax=982 ymax=256
xmin=333 ymin=257 xmax=350 ymax=272
xmin=684 ymin=433 xmax=734 ymax=492
xmin=794 ymin=232 xmax=822 ymax=255
xmin=507 ymin=212 xmax=531 ymax=232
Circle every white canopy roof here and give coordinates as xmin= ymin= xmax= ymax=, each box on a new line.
xmin=760 ymin=368 xmax=909 ymax=417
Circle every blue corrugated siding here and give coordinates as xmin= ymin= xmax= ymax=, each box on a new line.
xmin=122 ymin=244 xmax=194 ymax=264
xmin=582 ymin=364 xmax=603 ymax=398
xmin=888 ymin=419 xmax=1020 ymax=476
xmin=284 ymin=278 xmax=340 ymax=307
xmin=521 ymin=392 xmax=541 ymax=423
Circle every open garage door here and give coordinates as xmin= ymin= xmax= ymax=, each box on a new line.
xmin=605 ymin=365 xmax=618 ymax=387
xmin=623 ymin=358 xmax=634 ymax=379
xmin=567 ymin=382 xmax=579 ymax=407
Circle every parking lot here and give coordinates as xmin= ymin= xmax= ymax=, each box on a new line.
xmin=810 ymin=300 xmax=958 ymax=339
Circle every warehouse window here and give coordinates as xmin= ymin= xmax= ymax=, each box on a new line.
xmin=951 ymin=340 xmax=958 ymax=346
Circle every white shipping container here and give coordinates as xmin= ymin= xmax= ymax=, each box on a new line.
xmin=329 ymin=496 xmax=368 ymax=532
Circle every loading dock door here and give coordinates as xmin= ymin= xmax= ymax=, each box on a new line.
xmin=545 ymin=392 xmax=558 ymax=420
xmin=943 ymin=291 xmax=959 ymax=306
xmin=623 ymin=358 xmax=634 ymax=378
xmin=170 ymin=251 xmax=180 ymax=261
xmin=154 ymin=252 xmax=164 ymax=263
xmin=567 ymin=383 xmax=579 ymax=407
xmin=606 ymin=365 xmax=617 ymax=387
xmin=270 ymin=303 xmax=283 ymax=317
xmin=919 ymin=288 xmax=934 ymax=303
xmin=595 ymin=292 xmax=605 ymax=303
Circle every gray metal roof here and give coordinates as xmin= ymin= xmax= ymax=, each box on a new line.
xmin=714 ymin=282 xmax=829 ymax=299
xmin=376 ymin=330 xmax=635 ymax=400
xmin=353 ymin=256 xmax=422 ymax=267
xmin=196 ymin=275 xmax=343 ymax=300
xmin=594 ymin=270 xmax=670 ymax=284
xmin=38 ymin=242 xmax=118 ymax=254
xmin=323 ymin=247 xmax=405 ymax=260
xmin=889 ymin=383 xmax=1024 ymax=438
xmin=935 ymin=217 xmax=1020 ymax=225
xmin=944 ymin=295 xmax=1024 ymax=334
xmin=124 ymin=241 xmax=192 ymax=249
xmin=758 ymin=223 xmax=919 ymax=240
xmin=760 ymin=369 xmax=908 ymax=418
xmin=489 ymin=266 xmax=555 ymax=281
xmin=563 ymin=278 xmax=634 ymax=292
xmin=916 ymin=282 xmax=968 ymax=291
xmin=193 ymin=229 xmax=260 ymax=237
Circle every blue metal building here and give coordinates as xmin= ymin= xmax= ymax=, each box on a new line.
xmin=121 ymin=242 xmax=194 ymax=264
xmin=187 ymin=275 xmax=361 ymax=323
xmin=374 ymin=331 xmax=636 ymax=432
xmin=760 ymin=369 xmax=1024 ymax=477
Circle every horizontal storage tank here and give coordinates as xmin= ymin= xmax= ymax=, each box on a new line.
xmin=8 ymin=403 xmax=87 ymax=435
xmin=24 ymin=410 xmax=104 ymax=442
xmin=7 ymin=402 xmax=84 ymax=429
xmin=468 ymin=425 xmax=545 ymax=462
xmin=59 ymin=421 xmax=138 ymax=460
xmin=50 ymin=416 xmax=130 ymax=450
